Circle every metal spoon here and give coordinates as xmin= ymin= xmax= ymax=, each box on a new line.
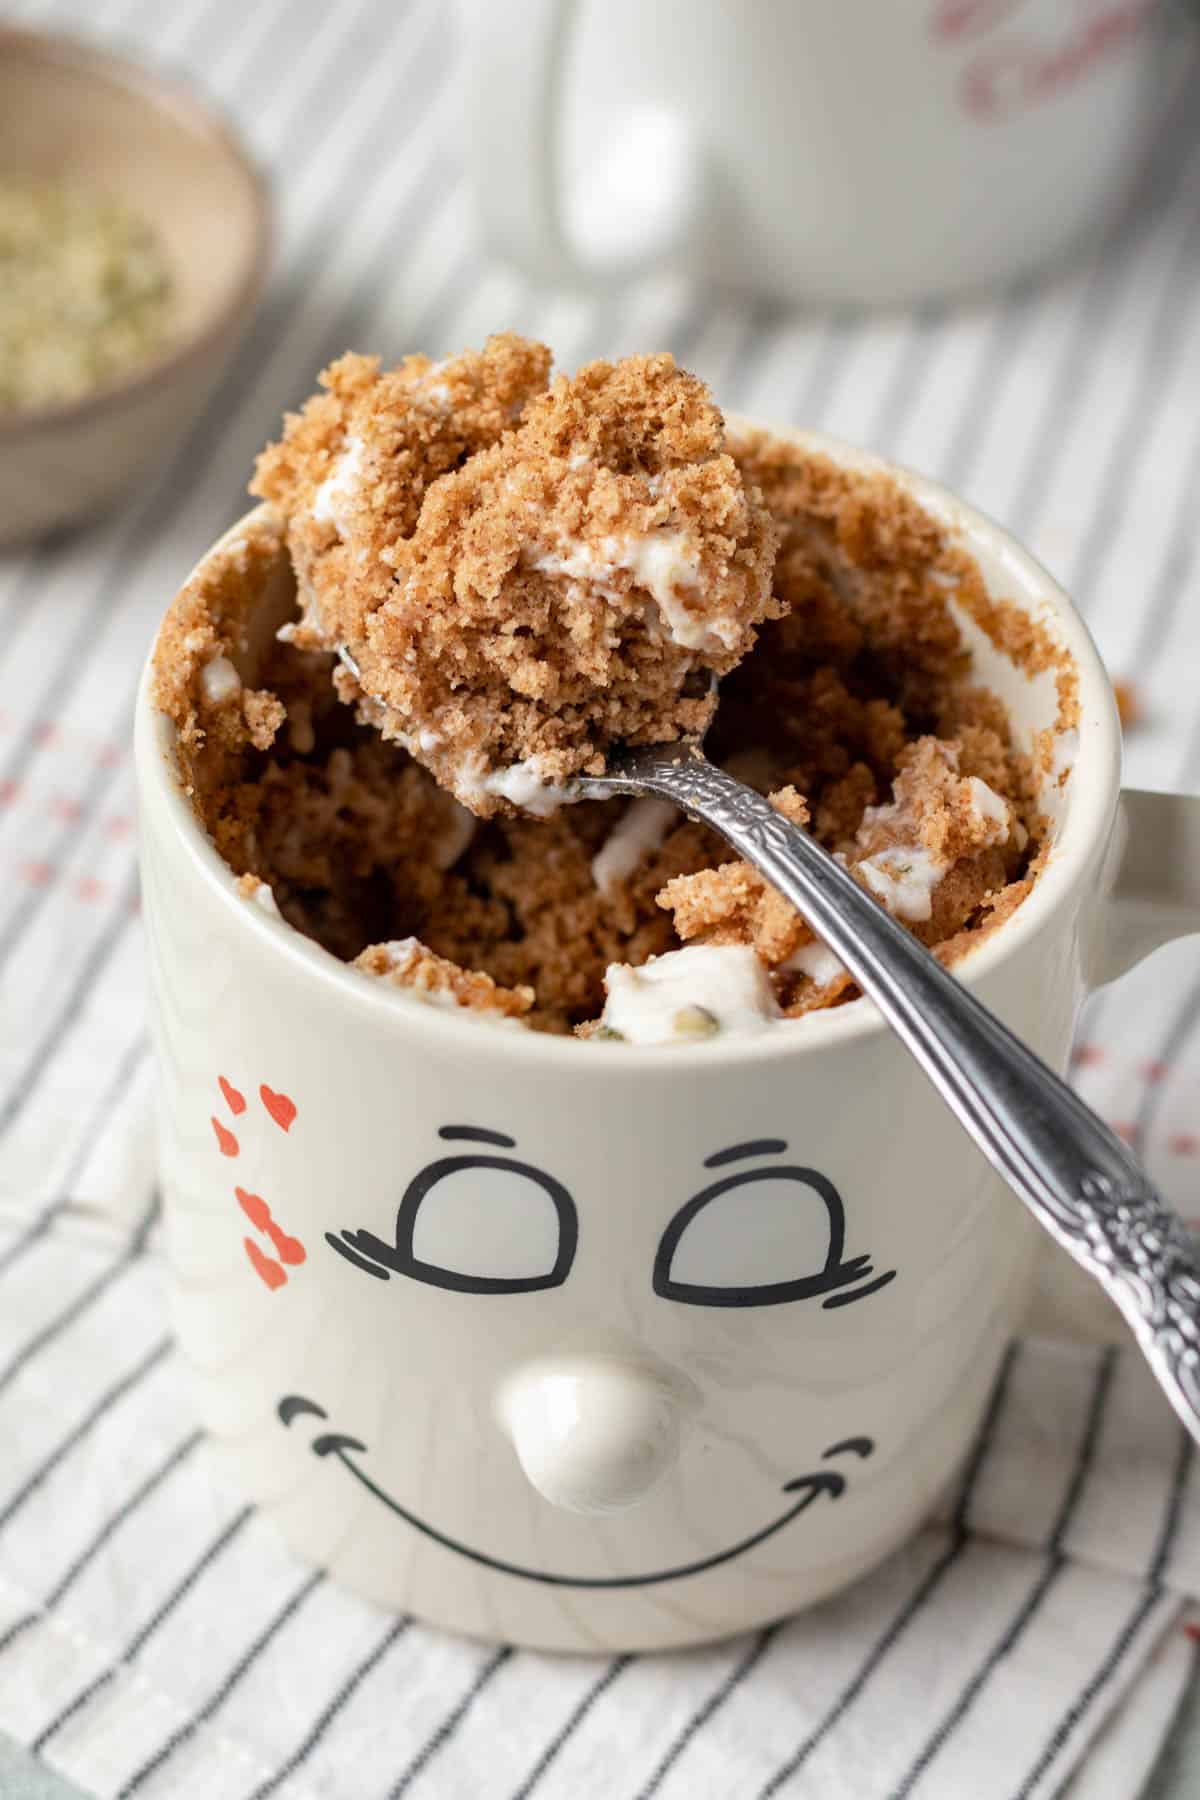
xmin=571 ymin=741 xmax=1200 ymax=1443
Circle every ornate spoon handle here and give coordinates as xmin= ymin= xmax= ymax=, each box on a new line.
xmin=579 ymin=748 xmax=1200 ymax=1442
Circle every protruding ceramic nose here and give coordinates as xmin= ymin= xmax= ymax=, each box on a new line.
xmin=498 ymin=1357 xmax=683 ymax=1515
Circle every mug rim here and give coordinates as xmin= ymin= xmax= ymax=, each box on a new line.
xmin=135 ymin=418 xmax=1122 ymax=1073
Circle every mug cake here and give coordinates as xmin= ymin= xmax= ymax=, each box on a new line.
xmin=153 ymin=335 xmax=1074 ymax=1044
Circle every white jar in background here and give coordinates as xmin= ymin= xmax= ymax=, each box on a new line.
xmin=459 ymin=0 xmax=1166 ymax=306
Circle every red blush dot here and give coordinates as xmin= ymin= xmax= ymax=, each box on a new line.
xmin=211 ymin=1117 xmax=239 ymax=1157
xmin=244 ymin=1238 xmax=287 ymax=1291
xmin=219 ymin=1076 xmax=247 ymax=1116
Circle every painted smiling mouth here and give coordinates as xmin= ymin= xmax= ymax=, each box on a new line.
xmin=279 ymin=1396 xmax=873 ymax=1589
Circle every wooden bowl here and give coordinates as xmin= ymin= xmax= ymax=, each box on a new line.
xmin=0 ymin=27 xmax=271 ymax=544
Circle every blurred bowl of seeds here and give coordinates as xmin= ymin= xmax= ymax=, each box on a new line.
xmin=0 ymin=26 xmax=270 ymax=544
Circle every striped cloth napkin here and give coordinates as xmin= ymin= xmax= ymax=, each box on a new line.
xmin=1 ymin=0 xmax=1199 ymax=1793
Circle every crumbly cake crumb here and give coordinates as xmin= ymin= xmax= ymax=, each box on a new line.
xmin=660 ymin=737 xmax=1025 ymax=1013
xmin=353 ymin=937 xmax=533 ymax=1019
xmin=1113 ymin=678 xmax=1140 ymax=730
xmin=252 ymin=338 xmax=781 ymax=816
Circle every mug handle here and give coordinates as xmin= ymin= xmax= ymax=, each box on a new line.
xmin=1088 ymin=788 xmax=1200 ymax=988
xmin=460 ymin=0 xmax=717 ymax=287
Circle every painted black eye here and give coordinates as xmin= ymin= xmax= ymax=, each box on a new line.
xmin=326 ymin=1156 xmax=578 ymax=1294
xmin=653 ymin=1165 xmax=892 ymax=1308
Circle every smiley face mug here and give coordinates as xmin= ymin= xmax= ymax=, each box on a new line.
xmin=136 ymin=423 xmax=1200 ymax=1653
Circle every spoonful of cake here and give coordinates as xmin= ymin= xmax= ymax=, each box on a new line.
xmin=252 ymin=335 xmax=782 ymax=818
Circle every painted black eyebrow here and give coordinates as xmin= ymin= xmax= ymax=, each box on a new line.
xmin=438 ymin=1125 xmax=517 ymax=1148
xmin=703 ymin=1139 xmax=788 ymax=1169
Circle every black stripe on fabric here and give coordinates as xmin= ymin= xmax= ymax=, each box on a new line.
xmin=31 ymin=1504 xmax=256 ymax=1755
xmin=666 ymin=300 xmax=717 ymax=371
xmin=246 ymin=1616 xmax=411 ymax=1799
xmin=388 ymin=1645 xmax=514 ymax=1798
xmin=1010 ymin=101 xmax=1200 ymax=546
xmin=951 ymin=1339 xmax=1020 ymax=1535
xmin=1014 ymin=1422 xmax=1195 ymax=1798
xmin=793 ymin=312 xmax=856 ymax=427
xmin=0 ymin=1030 xmax=149 ymax=1279
xmin=718 ymin=307 xmax=782 ymax=417
xmin=0 ymin=1207 xmax=152 ymax=1401
xmin=756 ymin=1340 xmax=1020 ymax=1797
xmin=757 ymin=1538 xmax=968 ymax=1800
xmin=1121 ymin=384 xmax=1200 ymax=685
xmin=0 ymin=866 xmax=139 ymax=1137
xmin=634 ymin=1628 xmax=776 ymax=1800
xmin=116 ymin=1570 xmax=326 ymax=1798
xmin=888 ymin=1345 xmax=1117 ymax=1797
xmin=1047 ymin=1347 xmax=1119 ymax=1552
xmin=939 ymin=287 xmax=1034 ymax=491
xmin=119 ymin=0 xmax=258 ymax=79
xmin=0 ymin=1334 xmax=171 ymax=1533
xmin=1182 ymin=707 xmax=1200 ymax=789
xmin=0 ymin=1429 xmax=202 ymax=1662
xmin=401 ymin=237 xmax=482 ymax=363
xmin=509 ymin=1655 xmax=634 ymax=1800
xmin=1149 ymin=1424 xmax=1195 ymax=1590
xmin=0 ymin=544 xmax=53 ymax=655
xmin=870 ymin=305 xmax=946 ymax=460
xmin=1069 ymin=202 xmax=1200 ymax=612
xmin=1005 ymin=263 xmax=1129 ymax=541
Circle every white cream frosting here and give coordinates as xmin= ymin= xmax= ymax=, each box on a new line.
xmin=200 ymin=655 xmax=241 ymax=705
xmin=856 ymin=845 xmax=946 ymax=922
xmin=599 ymin=945 xmax=781 ymax=1045
xmin=241 ymin=879 xmax=280 ymax=918
xmin=311 ymin=435 xmax=366 ymax=537
xmin=473 ymin=757 xmax=569 ymax=817
xmin=853 ymin=771 xmax=1012 ymax=923
xmin=782 ymin=939 xmax=847 ymax=988
xmin=533 ymin=524 xmax=741 ymax=655
xmin=591 ymin=798 xmax=678 ymax=896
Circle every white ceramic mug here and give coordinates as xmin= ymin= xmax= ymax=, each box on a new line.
xmin=460 ymin=0 xmax=1162 ymax=306
xmin=136 ymin=422 xmax=1200 ymax=1653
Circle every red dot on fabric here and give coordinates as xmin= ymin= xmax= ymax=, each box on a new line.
xmin=105 ymin=815 xmax=133 ymax=840
xmin=1111 ymin=1122 xmax=1136 ymax=1144
xmin=1072 ymin=1044 xmax=1106 ymax=1068
xmin=32 ymin=722 xmax=60 ymax=749
xmin=0 ymin=780 xmax=19 ymax=807
xmin=1169 ymin=1135 xmax=1200 ymax=1158
xmin=50 ymin=794 xmax=83 ymax=824
xmin=19 ymin=860 xmax=53 ymax=887
xmin=97 ymin=743 xmax=123 ymax=769
xmin=75 ymin=876 xmax=107 ymax=903
xmin=1140 ymin=1060 xmax=1169 ymax=1084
